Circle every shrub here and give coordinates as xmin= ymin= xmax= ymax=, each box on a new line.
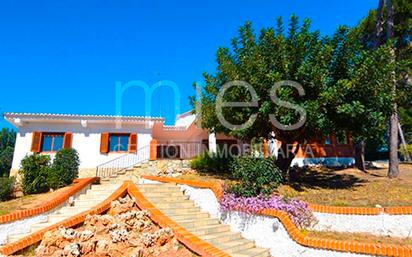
xmin=228 ymin=156 xmax=282 ymax=197
xmin=0 ymin=146 xmax=14 ymax=177
xmin=219 ymin=193 xmax=316 ymax=229
xmin=48 ymin=148 xmax=80 ymax=189
xmin=19 ymin=154 xmax=50 ymax=195
xmin=190 ymin=152 xmax=232 ymax=174
xmin=0 ymin=176 xmax=15 ymax=201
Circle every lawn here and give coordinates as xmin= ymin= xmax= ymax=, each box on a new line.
xmin=180 ymin=164 xmax=412 ymax=207
xmin=0 ymin=184 xmax=76 ymax=216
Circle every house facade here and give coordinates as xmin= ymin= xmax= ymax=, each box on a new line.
xmin=4 ymin=112 xmax=354 ymax=178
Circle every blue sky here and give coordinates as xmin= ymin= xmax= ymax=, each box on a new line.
xmin=0 ymin=0 xmax=377 ymax=128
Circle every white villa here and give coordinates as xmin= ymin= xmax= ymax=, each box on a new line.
xmin=4 ymin=112 xmax=235 ymax=178
xmin=4 ymin=111 xmax=354 ymax=178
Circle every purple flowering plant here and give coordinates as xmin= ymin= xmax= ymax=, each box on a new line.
xmin=219 ymin=193 xmax=317 ymax=229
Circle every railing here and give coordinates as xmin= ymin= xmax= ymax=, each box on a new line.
xmin=156 ymin=141 xmax=208 ymax=159
xmin=96 ymin=145 xmax=150 ymax=178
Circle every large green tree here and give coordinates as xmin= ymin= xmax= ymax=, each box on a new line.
xmin=0 ymin=128 xmax=16 ymax=177
xmin=323 ymin=28 xmax=395 ymax=170
xmin=193 ymin=16 xmax=396 ymax=173
xmin=352 ymin=0 xmax=411 ymax=177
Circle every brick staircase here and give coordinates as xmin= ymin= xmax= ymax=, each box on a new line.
xmin=100 ymin=161 xmax=158 ymax=183
xmin=6 ymin=174 xmax=270 ymax=257
xmin=6 ymin=182 xmax=121 ymax=243
xmin=137 ymin=182 xmax=270 ymax=257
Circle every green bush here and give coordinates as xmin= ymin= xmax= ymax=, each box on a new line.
xmin=0 ymin=146 xmax=14 ymax=177
xmin=48 ymin=148 xmax=80 ymax=189
xmin=228 ymin=156 xmax=283 ymax=197
xmin=19 ymin=154 xmax=50 ymax=195
xmin=190 ymin=152 xmax=232 ymax=173
xmin=0 ymin=176 xmax=15 ymax=201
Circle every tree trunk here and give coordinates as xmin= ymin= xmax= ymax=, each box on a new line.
xmin=388 ymin=108 xmax=400 ymax=178
xmin=275 ymin=143 xmax=300 ymax=180
xmin=386 ymin=0 xmax=400 ymax=178
xmin=374 ymin=0 xmax=385 ymax=47
xmin=354 ymin=141 xmax=366 ymax=171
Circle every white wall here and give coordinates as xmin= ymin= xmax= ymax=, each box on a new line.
xmin=177 ymin=183 xmax=372 ymax=257
xmin=11 ymin=122 xmax=153 ymax=171
xmin=313 ymin=212 xmax=412 ymax=238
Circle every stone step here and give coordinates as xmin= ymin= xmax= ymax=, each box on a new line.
xmin=155 ymin=201 xmax=195 ymax=209
xmin=160 ymin=206 xmax=202 ymax=215
xmin=139 ymin=182 xmax=176 ymax=186
xmin=73 ymin=201 xmax=104 ymax=208
xmin=30 ymin=222 xmax=55 ymax=232
xmin=139 ymin=188 xmax=182 ymax=194
xmin=8 ymin=233 xmax=29 ymax=242
xmin=84 ymin=192 xmax=114 ymax=199
xmin=138 ymin=184 xmax=179 ymax=189
xmin=178 ymin=218 xmax=220 ymax=228
xmin=77 ymin=194 xmax=109 ymax=201
xmin=201 ymin=231 xmax=242 ymax=244
xmin=140 ymin=191 xmax=183 ymax=197
xmin=97 ymin=181 xmax=123 ymax=186
xmin=138 ymin=182 xmax=269 ymax=255
xmin=88 ymin=186 xmax=120 ymax=192
xmin=216 ymin=238 xmax=255 ymax=253
xmin=47 ymin=213 xmax=73 ymax=223
xmin=169 ymin=212 xmax=210 ymax=221
xmin=90 ymin=183 xmax=120 ymax=188
xmin=85 ymin=188 xmax=118 ymax=195
xmin=56 ymin=206 xmax=89 ymax=215
xmin=190 ymin=224 xmax=231 ymax=235
xmin=5 ymin=181 xmax=122 ymax=244
xmin=231 ymin=247 xmax=271 ymax=257
xmin=105 ymin=179 xmax=132 ymax=184
xmin=144 ymin=195 xmax=190 ymax=202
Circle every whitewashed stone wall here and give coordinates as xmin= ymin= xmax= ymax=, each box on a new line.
xmin=176 ymin=183 xmax=411 ymax=257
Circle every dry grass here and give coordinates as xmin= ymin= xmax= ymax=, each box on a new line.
xmin=181 ymin=164 xmax=412 ymax=207
xmin=0 ymin=185 xmax=75 ymax=215
xmin=303 ymin=230 xmax=412 ymax=246
xmin=278 ymin=164 xmax=412 ymax=207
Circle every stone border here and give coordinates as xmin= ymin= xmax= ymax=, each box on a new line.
xmin=0 ymin=181 xmax=230 ymax=257
xmin=308 ymin=204 xmax=412 ymax=215
xmin=0 ymin=177 xmax=99 ymax=224
xmin=141 ymin=175 xmax=412 ymax=257
xmin=127 ymin=183 xmax=230 ymax=257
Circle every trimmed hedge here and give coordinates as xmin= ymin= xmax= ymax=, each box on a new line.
xmin=19 ymin=154 xmax=50 ymax=195
xmin=19 ymin=148 xmax=80 ymax=194
xmin=48 ymin=148 xmax=80 ymax=189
